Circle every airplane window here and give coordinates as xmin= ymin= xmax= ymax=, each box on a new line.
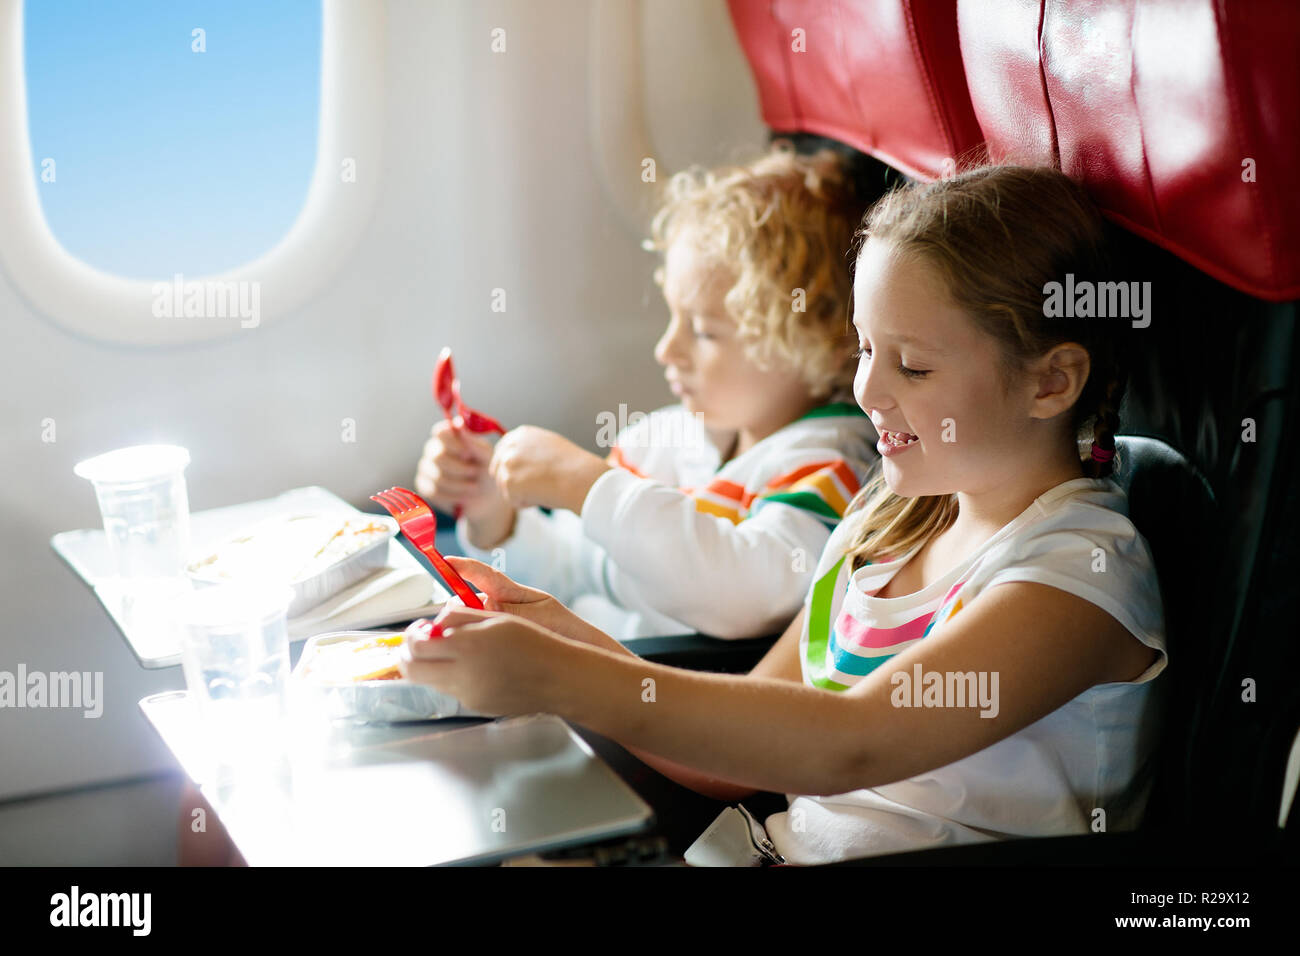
xmin=23 ymin=0 xmax=321 ymax=280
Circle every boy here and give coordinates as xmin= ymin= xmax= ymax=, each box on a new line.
xmin=416 ymin=144 xmax=878 ymax=639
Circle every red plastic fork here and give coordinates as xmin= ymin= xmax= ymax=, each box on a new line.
xmin=370 ymin=486 xmax=485 ymax=609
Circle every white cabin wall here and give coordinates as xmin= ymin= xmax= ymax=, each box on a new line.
xmin=0 ymin=0 xmax=764 ymax=800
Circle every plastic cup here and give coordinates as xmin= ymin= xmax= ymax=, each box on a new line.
xmin=73 ymin=445 xmax=192 ymax=628
xmin=172 ymin=583 xmax=295 ymax=779
xmin=74 ymin=444 xmax=192 ymax=645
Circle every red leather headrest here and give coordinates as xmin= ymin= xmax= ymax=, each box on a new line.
xmin=726 ymin=0 xmax=986 ymax=181
xmin=958 ymin=0 xmax=1300 ymax=302
xmin=727 ymin=0 xmax=1300 ymax=302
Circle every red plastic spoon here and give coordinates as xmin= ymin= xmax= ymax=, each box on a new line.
xmin=433 ymin=348 xmax=506 ymax=520
xmin=433 ymin=348 xmax=506 ymax=435
xmin=433 ymin=348 xmax=458 ymax=420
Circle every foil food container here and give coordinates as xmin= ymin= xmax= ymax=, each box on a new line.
xmin=187 ymin=512 xmax=399 ymax=619
xmin=292 ymin=631 xmax=472 ymax=722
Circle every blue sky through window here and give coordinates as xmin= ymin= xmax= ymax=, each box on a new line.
xmin=24 ymin=0 xmax=321 ymax=280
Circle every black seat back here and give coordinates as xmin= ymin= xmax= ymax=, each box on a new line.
xmin=1111 ymin=224 xmax=1300 ymax=845
xmin=1109 ymin=435 xmax=1215 ymax=833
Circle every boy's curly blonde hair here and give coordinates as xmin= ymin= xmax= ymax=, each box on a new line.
xmin=643 ymin=141 xmax=867 ymax=400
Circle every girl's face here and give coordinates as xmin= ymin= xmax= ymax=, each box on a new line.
xmin=654 ymin=232 xmax=814 ymax=436
xmin=851 ymin=238 xmax=1048 ymax=499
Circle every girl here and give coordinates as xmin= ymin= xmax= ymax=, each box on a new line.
xmin=415 ymin=143 xmax=879 ymax=640
xmin=404 ymin=165 xmax=1167 ymax=864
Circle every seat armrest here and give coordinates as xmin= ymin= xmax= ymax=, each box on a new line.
xmin=629 ymin=633 xmax=779 ymax=673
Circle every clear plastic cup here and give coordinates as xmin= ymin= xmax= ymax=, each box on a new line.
xmin=73 ymin=445 xmax=192 ymax=629
xmin=74 ymin=444 xmax=192 ymax=647
xmin=172 ymin=583 xmax=295 ymax=778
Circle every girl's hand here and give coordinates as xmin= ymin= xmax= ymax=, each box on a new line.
xmin=489 ymin=426 xmax=611 ymax=513
xmin=440 ymin=555 xmax=629 ymax=654
xmin=400 ymin=610 xmax=573 ymax=716
xmin=414 ymin=420 xmax=513 ymax=524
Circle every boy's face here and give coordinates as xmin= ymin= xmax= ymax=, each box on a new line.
xmin=851 ymin=238 xmax=1044 ymax=499
xmin=655 ymin=232 xmax=814 ymax=437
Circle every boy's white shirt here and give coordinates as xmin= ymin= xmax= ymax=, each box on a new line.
xmin=454 ymin=400 xmax=878 ymax=640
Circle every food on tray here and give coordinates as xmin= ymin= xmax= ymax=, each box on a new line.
xmin=188 ymin=513 xmax=393 ymax=585
xmin=292 ymin=631 xmax=464 ymax=721
xmin=297 ymin=633 xmax=407 ymax=684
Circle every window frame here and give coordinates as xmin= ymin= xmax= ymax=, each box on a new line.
xmin=0 ymin=0 xmax=384 ymax=346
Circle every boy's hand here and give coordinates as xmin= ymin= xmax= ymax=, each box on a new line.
xmin=414 ymin=420 xmax=513 ymax=525
xmin=490 ymin=426 xmax=612 ymax=514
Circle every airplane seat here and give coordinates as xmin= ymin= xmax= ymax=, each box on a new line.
xmin=952 ymin=0 xmax=1300 ymax=853
xmin=722 ymin=0 xmax=1300 ymax=861
xmin=1106 ymin=435 xmax=1215 ymax=833
xmin=725 ymin=0 xmax=986 ymax=181
xmin=1113 ymin=232 xmax=1299 ymax=841
xmin=1171 ymin=301 xmax=1300 ymax=847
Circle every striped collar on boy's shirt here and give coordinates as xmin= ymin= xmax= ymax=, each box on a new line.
xmin=605 ymin=400 xmax=872 ymax=525
xmin=795 ymin=400 xmax=870 ymax=423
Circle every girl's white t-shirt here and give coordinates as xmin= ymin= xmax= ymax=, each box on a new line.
xmin=764 ymin=476 xmax=1168 ymax=865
